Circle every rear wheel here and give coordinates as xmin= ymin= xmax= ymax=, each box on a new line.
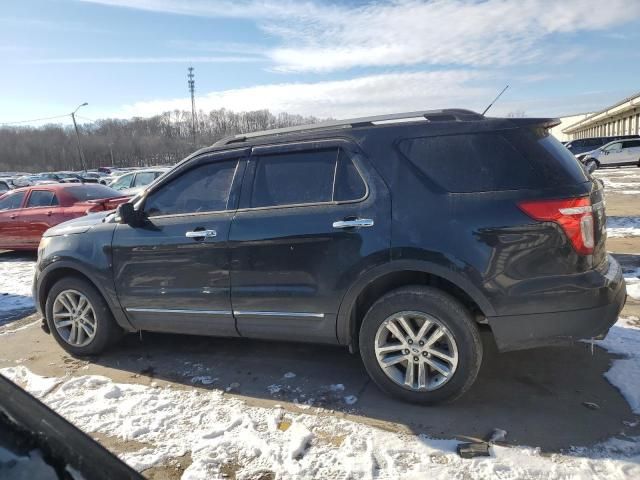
xmin=45 ymin=277 xmax=122 ymax=356
xmin=359 ymin=286 xmax=482 ymax=404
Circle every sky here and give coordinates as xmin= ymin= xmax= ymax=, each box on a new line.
xmin=1 ymin=0 xmax=640 ymax=126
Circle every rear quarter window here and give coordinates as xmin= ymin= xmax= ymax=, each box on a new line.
xmin=397 ymin=133 xmax=542 ymax=193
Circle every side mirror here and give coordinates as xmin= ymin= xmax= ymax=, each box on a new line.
xmin=116 ymin=202 xmax=143 ymax=226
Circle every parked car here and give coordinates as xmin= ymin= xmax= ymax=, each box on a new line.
xmin=108 ymin=167 xmax=170 ymax=195
xmin=565 ymin=135 xmax=640 ymax=159
xmin=580 ymin=138 xmax=640 ymax=173
xmin=0 ymin=178 xmax=14 ymax=193
xmin=0 ymin=184 xmax=129 ymax=251
xmin=12 ymin=172 xmax=79 ymax=187
xmin=34 ymin=109 xmax=625 ymax=404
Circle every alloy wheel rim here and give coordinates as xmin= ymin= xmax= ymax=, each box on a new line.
xmin=374 ymin=311 xmax=459 ymax=391
xmin=52 ymin=289 xmax=97 ymax=347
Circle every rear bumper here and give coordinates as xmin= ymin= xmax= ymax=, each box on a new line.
xmin=488 ymin=255 xmax=626 ymax=351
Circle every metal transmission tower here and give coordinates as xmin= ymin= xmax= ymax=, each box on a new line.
xmin=187 ymin=67 xmax=196 ymax=147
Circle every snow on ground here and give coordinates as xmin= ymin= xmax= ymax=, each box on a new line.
xmin=595 ymin=317 xmax=640 ymax=415
xmin=0 ymin=257 xmax=36 ymax=323
xmin=607 ymin=217 xmax=640 ymax=238
xmin=624 ymin=266 xmax=640 ymax=301
xmin=2 ymin=359 xmax=640 ymax=480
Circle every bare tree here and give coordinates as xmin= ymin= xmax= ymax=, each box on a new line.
xmin=0 ymin=108 xmax=321 ymax=172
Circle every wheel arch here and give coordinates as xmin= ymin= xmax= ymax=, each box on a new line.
xmin=336 ymin=260 xmax=494 ymax=349
xmin=38 ymin=261 xmax=135 ymax=331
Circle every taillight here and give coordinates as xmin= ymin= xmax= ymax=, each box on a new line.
xmin=518 ymin=197 xmax=594 ymax=255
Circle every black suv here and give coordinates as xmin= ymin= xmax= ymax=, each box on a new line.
xmin=33 ymin=109 xmax=626 ymax=403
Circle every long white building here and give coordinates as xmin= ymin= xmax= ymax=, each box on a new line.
xmin=562 ymin=91 xmax=640 ymax=140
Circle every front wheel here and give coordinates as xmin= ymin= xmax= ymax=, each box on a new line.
xmin=45 ymin=277 xmax=122 ymax=356
xmin=359 ymin=286 xmax=482 ymax=404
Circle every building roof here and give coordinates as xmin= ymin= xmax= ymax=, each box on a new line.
xmin=563 ymin=91 xmax=640 ymax=134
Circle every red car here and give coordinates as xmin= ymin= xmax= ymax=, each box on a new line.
xmin=0 ymin=184 xmax=129 ymax=251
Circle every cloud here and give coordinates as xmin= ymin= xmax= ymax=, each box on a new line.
xmin=23 ymin=56 xmax=265 ymax=64
xmin=78 ymin=0 xmax=640 ymax=72
xmin=117 ymin=70 xmax=492 ymax=119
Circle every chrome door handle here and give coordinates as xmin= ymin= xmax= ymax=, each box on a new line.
xmin=332 ymin=218 xmax=374 ymax=229
xmin=185 ymin=229 xmax=217 ymax=239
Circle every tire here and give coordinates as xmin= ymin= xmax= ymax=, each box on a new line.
xmin=359 ymin=286 xmax=482 ymax=404
xmin=45 ymin=277 xmax=122 ymax=356
xmin=585 ymin=159 xmax=598 ymax=174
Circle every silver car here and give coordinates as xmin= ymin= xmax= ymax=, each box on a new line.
xmin=582 ymin=138 xmax=640 ymax=173
xmin=108 ymin=168 xmax=170 ymax=195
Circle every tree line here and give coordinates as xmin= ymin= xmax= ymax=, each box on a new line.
xmin=0 ymin=109 xmax=321 ymax=173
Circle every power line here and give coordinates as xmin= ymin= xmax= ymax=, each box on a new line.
xmin=0 ymin=113 xmax=71 ymax=126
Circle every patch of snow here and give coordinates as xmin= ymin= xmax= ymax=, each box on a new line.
xmin=343 ymin=395 xmax=358 ymax=405
xmin=267 ymin=384 xmax=283 ymax=394
xmin=191 ymin=376 xmax=217 ymax=386
xmin=0 ymin=257 xmax=36 ymax=323
xmin=607 ymin=217 xmax=640 ymax=238
xmin=283 ymin=372 xmax=296 ymax=379
xmin=1 ymin=365 xmax=62 ymax=397
xmin=328 ymin=383 xmax=345 ymax=392
xmin=3 ymin=366 xmax=640 ymax=479
xmin=596 ymin=317 xmax=640 ymax=414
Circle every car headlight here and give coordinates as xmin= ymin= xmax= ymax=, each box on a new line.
xmin=38 ymin=236 xmax=51 ymax=258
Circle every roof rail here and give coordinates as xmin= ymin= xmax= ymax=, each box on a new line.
xmin=213 ymin=108 xmax=483 ymax=147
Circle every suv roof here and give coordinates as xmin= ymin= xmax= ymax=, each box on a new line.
xmin=211 ymin=109 xmax=560 ymax=149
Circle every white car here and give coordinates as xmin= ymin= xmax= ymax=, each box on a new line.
xmin=108 ymin=168 xmax=170 ymax=195
xmin=582 ymin=139 xmax=640 ymax=173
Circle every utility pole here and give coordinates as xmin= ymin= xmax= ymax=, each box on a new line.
xmin=71 ymin=102 xmax=88 ymax=171
xmin=188 ymin=66 xmax=196 ymax=147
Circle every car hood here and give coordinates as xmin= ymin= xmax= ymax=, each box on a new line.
xmin=44 ymin=211 xmax=112 ymax=237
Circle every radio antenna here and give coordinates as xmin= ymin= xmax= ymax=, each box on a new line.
xmin=482 ymin=85 xmax=509 ymax=116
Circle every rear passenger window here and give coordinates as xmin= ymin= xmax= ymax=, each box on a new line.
xmin=622 ymin=140 xmax=640 ymax=148
xmin=251 ymin=148 xmax=366 ymax=208
xmin=334 ymin=150 xmax=366 ymax=201
xmin=26 ymin=190 xmax=57 ymax=207
xmin=398 ymin=134 xmax=540 ymax=193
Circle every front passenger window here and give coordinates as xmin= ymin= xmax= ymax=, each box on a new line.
xmin=144 ymin=160 xmax=238 ymax=217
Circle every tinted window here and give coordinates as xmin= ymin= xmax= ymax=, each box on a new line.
xmin=251 ymin=150 xmax=336 ymax=207
xmin=66 ymin=185 xmax=120 ymax=201
xmin=144 ymin=160 xmax=237 ymax=217
xmin=622 ymin=140 xmax=640 ymax=148
xmin=535 ymin=134 xmax=588 ymax=184
xmin=133 ymin=171 xmax=157 ymax=187
xmin=398 ymin=133 xmax=541 ymax=193
xmin=26 ymin=190 xmax=57 ymax=207
xmin=334 ymin=150 xmax=366 ymax=201
xmin=0 ymin=182 xmax=9 ymax=193
xmin=0 ymin=191 xmax=25 ymax=210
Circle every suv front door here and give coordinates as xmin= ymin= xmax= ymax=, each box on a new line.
xmin=229 ymin=140 xmax=391 ymax=343
xmin=600 ymin=142 xmax=623 ymax=166
xmin=112 ymin=151 xmax=246 ymax=336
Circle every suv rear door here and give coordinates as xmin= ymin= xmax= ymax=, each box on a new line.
xmin=229 ymin=139 xmax=391 ymax=343
xmin=111 ymin=151 xmax=247 ymax=336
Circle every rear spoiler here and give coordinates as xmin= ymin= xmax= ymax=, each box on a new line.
xmin=505 ymin=117 xmax=561 ymax=129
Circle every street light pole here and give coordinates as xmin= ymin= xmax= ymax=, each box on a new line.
xmin=71 ymin=102 xmax=88 ymax=171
